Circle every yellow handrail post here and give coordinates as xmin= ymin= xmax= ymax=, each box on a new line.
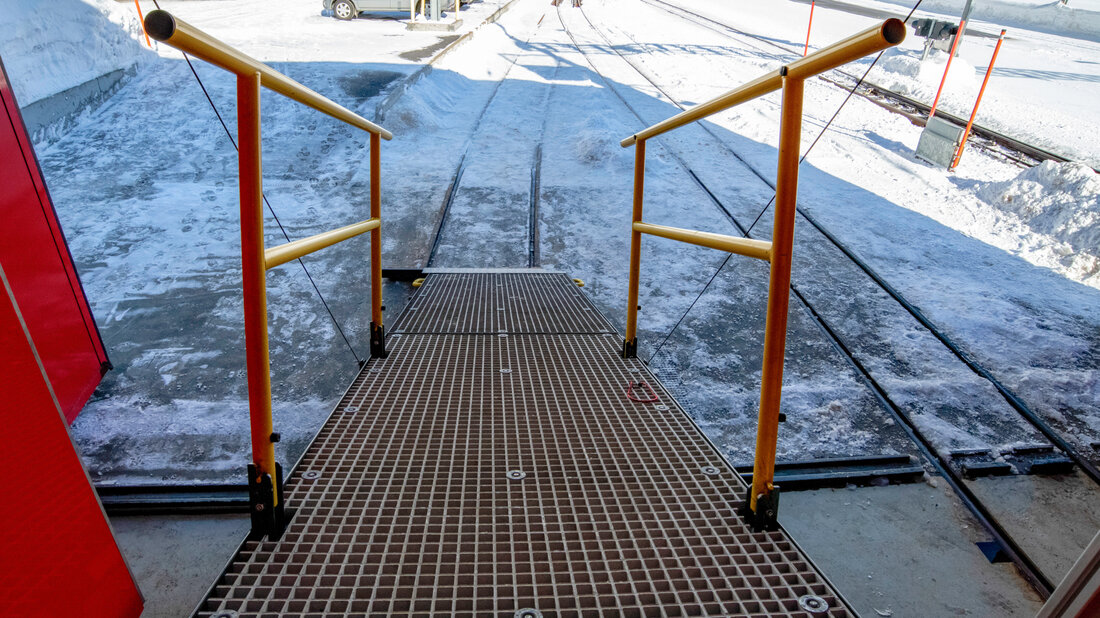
xmin=617 ymin=20 xmax=903 ymax=532
xmin=238 ymin=71 xmax=287 ymax=539
xmin=369 ymin=132 xmax=387 ymax=358
xmin=143 ymin=9 xmax=394 ymax=540
xmin=623 ymin=139 xmax=646 ymax=358
xmin=748 ymin=74 xmax=804 ymax=530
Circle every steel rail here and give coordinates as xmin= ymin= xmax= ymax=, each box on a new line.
xmin=586 ymin=1 xmax=1100 ymax=489
xmin=644 ymin=0 xmax=1097 ymax=172
xmin=633 ymin=221 xmax=773 ymax=261
xmin=615 ymin=10 xmax=905 ymax=525
xmin=620 ymin=19 xmax=905 ymax=146
xmin=424 ymin=10 xmax=557 ymax=268
xmin=143 ymin=9 xmax=393 ymax=538
xmin=529 ymin=144 xmax=543 ymax=267
xmin=568 ymin=5 xmax=1055 ymax=597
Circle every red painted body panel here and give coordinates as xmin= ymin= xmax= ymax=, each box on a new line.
xmin=0 ymin=56 xmax=109 ymax=423
xmin=0 ymin=265 xmax=143 ymax=616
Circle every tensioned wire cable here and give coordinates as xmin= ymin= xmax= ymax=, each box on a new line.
xmin=647 ymin=0 xmax=924 ymax=365
xmin=148 ymin=0 xmax=363 ymax=365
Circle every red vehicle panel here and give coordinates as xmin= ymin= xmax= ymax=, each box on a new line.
xmin=0 ymin=264 xmax=143 ymax=616
xmin=0 ymin=55 xmax=110 ymax=422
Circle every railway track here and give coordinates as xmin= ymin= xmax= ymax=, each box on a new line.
xmin=425 ymin=12 xmax=558 ymax=269
xmin=642 ymin=0 xmax=1096 ymax=172
xmin=557 ymin=2 xmax=1090 ymax=598
xmin=573 ymin=3 xmax=1100 ymax=489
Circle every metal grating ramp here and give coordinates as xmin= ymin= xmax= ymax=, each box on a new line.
xmin=392 ymin=272 xmax=613 ymax=335
xmin=198 ymin=272 xmax=851 ymax=617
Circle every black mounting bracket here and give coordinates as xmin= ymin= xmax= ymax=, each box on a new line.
xmin=622 ymin=337 xmax=638 ymax=359
xmin=977 ymin=540 xmax=1010 ymax=564
xmin=370 ymin=321 xmax=388 ymax=358
xmin=742 ymin=485 xmax=781 ymax=531
xmin=247 ymin=462 xmax=288 ymax=541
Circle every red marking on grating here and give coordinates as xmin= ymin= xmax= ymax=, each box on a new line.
xmin=198 ymin=273 xmax=850 ymax=617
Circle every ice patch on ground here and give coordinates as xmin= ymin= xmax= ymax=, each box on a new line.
xmin=74 ymin=395 xmax=334 ymax=483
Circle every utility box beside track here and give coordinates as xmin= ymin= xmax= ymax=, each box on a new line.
xmin=917 ymin=115 xmax=966 ymax=168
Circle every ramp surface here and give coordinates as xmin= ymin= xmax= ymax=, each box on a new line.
xmin=197 ymin=272 xmax=850 ymax=617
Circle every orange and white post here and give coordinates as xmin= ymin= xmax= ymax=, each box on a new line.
xmin=950 ymin=30 xmax=1007 ymax=170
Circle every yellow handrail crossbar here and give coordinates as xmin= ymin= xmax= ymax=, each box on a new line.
xmin=620 ymin=19 xmax=905 ymax=531
xmin=620 ymin=19 xmax=905 ymax=147
xmin=634 ymin=222 xmax=772 ymax=261
xmin=144 ymin=10 xmax=392 ymax=139
xmin=265 ymin=218 xmax=381 ymax=270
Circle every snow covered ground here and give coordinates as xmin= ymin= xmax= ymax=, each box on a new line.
xmin=3 ymin=0 xmax=1097 ymax=482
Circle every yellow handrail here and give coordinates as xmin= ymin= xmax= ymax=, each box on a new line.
xmin=620 ymin=20 xmax=904 ymax=531
xmin=620 ymin=19 xmax=905 ymax=147
xmin=143 ymin=9 xmax=393 ymax=539
xmin=144 ymin=10 xmax=392 ymax=139
xmin=633 ymin=222 xmax=772 ymax=261
xmin=265 ymin=218 xmax=381 ymax=270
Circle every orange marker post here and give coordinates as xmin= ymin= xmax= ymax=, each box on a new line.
xmin=929 ymin=19 xmax=966 ymax=119
xmin=134 ymin=0 xmax=152 ymax=48
xmin=804 ymin=1 xmax=815 ymax=56
xmin=951 ymin=29 xmax=1006 ymax=170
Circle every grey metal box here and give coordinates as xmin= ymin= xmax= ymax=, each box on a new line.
xmin=916 ymin=115 xmax=965 ymax=168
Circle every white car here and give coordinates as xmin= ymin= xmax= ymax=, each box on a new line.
xmin=323 ymin=0 xmax=457 ymax=20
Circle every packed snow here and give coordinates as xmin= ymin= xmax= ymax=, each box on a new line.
xmin=2 ymin=0 xmax=1097 ymax=481
xmin=0 ymin=0 xmax=147 ymax=106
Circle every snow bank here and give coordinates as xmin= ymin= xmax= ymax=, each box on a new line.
xmin=572 ymin=113 xmax=626 ymax=168
xmin=384 ymin=68 xmax=461 ymax=130
xmin=0 ymin=0 xmax=149 ymax=106
xmin=873 ymin=47 xmax=979 ymax=102
xmin=876 ymin=0 xmax=1100 ymax=42
xmin=978 ymin=161 xmax=1100 ymax=279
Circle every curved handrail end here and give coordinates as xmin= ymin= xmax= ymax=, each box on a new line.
xmin=883 ymin=18 xmax=906 ymax=45
xmin=144 ymin=10 xmax=176 ymax=42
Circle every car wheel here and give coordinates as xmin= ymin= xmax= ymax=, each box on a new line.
xmin=333 ymin=0 xmax=355 ymax=20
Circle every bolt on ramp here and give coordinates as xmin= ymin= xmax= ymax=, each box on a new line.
xmin=197 ymin=271 xmax=851 ymax=617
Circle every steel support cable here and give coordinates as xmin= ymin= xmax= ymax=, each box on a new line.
xmin=645 ymin=0 xmax=923 ymax=364
xmin=631 ymin=0 xmax=1100 ymax=487
xmin=149 ymin=0 xmax=362 ymax=365
xmin=567 ymin=7 xmax=1057 ymax=597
